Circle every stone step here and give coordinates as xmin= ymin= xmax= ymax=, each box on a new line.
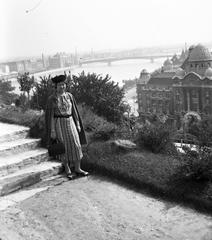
xmin=0 ymin=129 xmax=29 ymax=144
xmin=0 ymin=122 xmax=29 ymax=136
xmin=0 ymin=148 xmax=49 ymax=177
xmin=0 ymin=161 xmax=63 ymax=196
xmin=0 ymin=138 xmax=41 ymax=157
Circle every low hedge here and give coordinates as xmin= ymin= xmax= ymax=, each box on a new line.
xmin=82 ymin=141 xmax=212 ymax=214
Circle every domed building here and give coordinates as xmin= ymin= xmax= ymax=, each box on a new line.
xmin=137 ymin=69 xmax=150 ymax=84
xmin=182 ymin=44 xmax=212 ymax=76
xmin=173 ymin=44 xmax=212 ymax=116
xmin=136 ymin=44 xmax=212 ymax=124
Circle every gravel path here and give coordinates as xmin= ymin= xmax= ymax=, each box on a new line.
xmin=0 ymin=175 xmax=212 ymax=240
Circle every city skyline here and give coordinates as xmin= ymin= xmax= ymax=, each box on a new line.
xmin=2 ymin=0 xmax=212 ymax=61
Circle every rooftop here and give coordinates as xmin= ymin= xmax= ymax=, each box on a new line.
xmin=188 ymin=44 xmax=212 ymax=62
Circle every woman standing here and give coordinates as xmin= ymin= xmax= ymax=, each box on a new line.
xmin=45 ymin=75 xmax=88 ymax=179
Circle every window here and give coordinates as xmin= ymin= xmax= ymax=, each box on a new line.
xmin=176 ymin=95 xmax=180 ymax=101
xmin=206 ymin=99 xmax=210 ymax=105
xmin=206 ymin=90 xmax=210 ymax=98
xmin=192 ymin=103 xmax=198 ymax=111
xmin=192 ymin=90 xmax=198 ymax=98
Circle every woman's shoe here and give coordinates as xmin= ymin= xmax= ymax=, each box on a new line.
xmin=67 ymin=172 xmax=76 ymax=180
xmin=75 ymin=170 xmax=89 ymax=177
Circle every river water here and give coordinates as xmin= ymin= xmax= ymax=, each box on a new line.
xmin=11 ymin=58 xmax=166 ymax=115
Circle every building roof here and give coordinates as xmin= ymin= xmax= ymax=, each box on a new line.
xmin=151 ymin=71 xmax=176 ymax=79
xmin=148 ymin=78 xmax=174 ymax=86
xmin=188 ymin=44 xmax=212 ymax=62
xmin=140 ymin=69 xmax=149 ymax=74
xmin=174 ymin=67 xmax=186 ymax=78
xmin=148 ymin=71 xmax=175 ymax=86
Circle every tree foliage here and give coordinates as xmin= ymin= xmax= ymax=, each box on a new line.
xmin=188 ymin=117 xmax=212 ymax=147
xmin=69 ymin=71 xmax=130 ymax=123
xmin=30 ymin=75 xmax=54 ymax=110
xmin=0 ymin=79 xmax=18 ymax=105
xmin=17 ymin=72 xmax=35 ymax=97
xmin=17 ymin=72 xmax=35 ymax=109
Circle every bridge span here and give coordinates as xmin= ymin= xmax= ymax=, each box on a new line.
xmin=79 ymin=54 xmax=174 ymax=66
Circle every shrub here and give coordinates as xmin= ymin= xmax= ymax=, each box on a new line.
xmin=70 ymin=71 xmax=130 ymax=123
xmin=15 ymin=93 xmax=28 ymax=111
xmin=0 ymin=79 xmax=18 ymax=105
xmin=29 ymin=113 xmax=46 ymax=146
xmin=176 ymin=146 xmax=212 ymax=182
xmin=136 ymin=123 xmax=173 ymax=153
xmin=78 ymin=105 xmax=117 ymax=141
xmin=188 ymin=117 xmax=212 ymax=147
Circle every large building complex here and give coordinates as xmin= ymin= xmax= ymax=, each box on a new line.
xmin=137 ymin=44 xmax=212 ymax=125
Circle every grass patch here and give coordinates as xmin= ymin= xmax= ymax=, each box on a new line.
xmin=82 ymin=141 xmax=212 ymax=214
xmin=0 ymin=106 xmax=43 ymax=128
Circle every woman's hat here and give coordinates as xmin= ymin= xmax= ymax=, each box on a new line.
xmin=51 ymin=75 xmax=66 ymax=84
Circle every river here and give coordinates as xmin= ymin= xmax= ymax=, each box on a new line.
xmin=11 ymin=58 xmax=166 ymax=115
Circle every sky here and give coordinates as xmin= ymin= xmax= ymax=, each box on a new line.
xmin=1 ymin=0 xmax=212 ymax=60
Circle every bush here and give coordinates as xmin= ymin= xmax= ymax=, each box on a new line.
xmin=0 ymin=79 xmax=18 ymax=105
xmin=15 ymin=93 xmax=29 ymax=111
xmin=29 ymin=113 xmax=46 ymax=146
xmin=177 ymin=146 xmax=212 ymax=182
xmin=136 ymin=123 xmax=174 ymax=153
xmin=188 ymin=117 xmax=212 ymax=147
xmin=70 ymin=71 xmax=130 ymax=123
xmin=78 ymin=105 xmax=117 ymax=141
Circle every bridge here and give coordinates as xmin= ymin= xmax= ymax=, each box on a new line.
xmin=79 ymin=54 xmax=175 ymax=66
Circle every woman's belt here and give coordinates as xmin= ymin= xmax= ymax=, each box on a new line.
xmin=54 ymin=115 xmax=72 ymax=118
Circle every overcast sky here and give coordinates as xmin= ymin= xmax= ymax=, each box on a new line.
xmin=1 ymin=0 xmax=212 ymax=60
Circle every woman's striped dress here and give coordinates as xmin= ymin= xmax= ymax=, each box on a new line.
xmin=53 ymin=93 xmax=83 ymax=167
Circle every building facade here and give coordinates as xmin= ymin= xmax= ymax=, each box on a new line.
xmin=48 ymin=53 xmax=72 ymax=69
xmin=137 ymin=44 xmax=212 ymax=124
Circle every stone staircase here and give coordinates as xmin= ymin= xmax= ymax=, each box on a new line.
xmin=0 ymin=123 xmax=63 ymax=196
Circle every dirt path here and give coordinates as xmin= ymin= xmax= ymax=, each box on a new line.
xmin=0 ymin=175 xmax=212 ymax=240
